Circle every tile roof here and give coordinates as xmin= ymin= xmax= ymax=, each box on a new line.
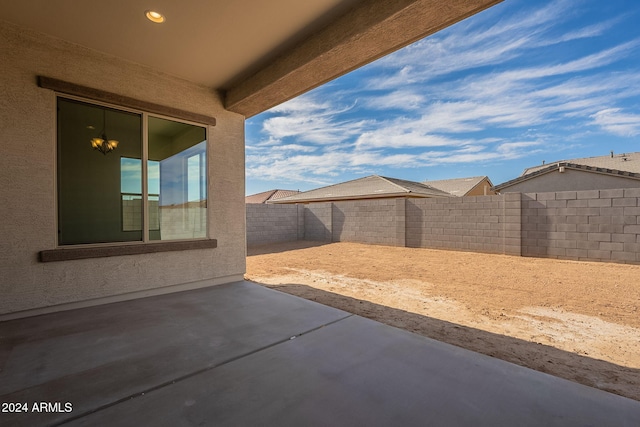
xmin=271 ymin=175 xmax=453 ymax=203
xmin=522 ymin=152 xmax=640 ymax=176
xmin=493 ymin=152 xmax=640 ymax=191
xmin=245 ymin=189 xmax=300 ymax=204
xmin=422 ymin=176 xmax=491 ymax=197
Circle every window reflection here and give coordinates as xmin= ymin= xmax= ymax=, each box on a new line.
xmin=121 ymin=158 xmax=159 ymax=231
xmin=148 ymin=117 xmax=207 ymax=240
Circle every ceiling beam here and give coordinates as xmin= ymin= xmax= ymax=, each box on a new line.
xmin=224 ymin=0 xmax=503 ymax=118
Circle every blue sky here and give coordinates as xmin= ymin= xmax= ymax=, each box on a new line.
xmin=245 ymin=0 xmax=640 ymax=195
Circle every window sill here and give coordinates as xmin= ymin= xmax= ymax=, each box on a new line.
xmin=39 ymin=239 xmax=217 ymax=262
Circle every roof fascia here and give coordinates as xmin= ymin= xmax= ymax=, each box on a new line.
xmin=493 ymin=164 xmax=561 ymax=191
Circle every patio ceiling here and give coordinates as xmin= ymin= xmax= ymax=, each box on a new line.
xmin=0 ymin=0 xmax=502 ymax=117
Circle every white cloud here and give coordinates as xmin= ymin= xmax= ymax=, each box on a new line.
xmin=270 ymin=144 xmax=318 ymax=153
xmin=354 ymin=123 xmax=471 ymax=149
xmin=247 ymin=135 xmax=543 ymax=184
xmin=591 ymin=109 xmax=640 ymax=136
xmin=498 ymin=39 xmax=640 ymax=82
xmin=416 ymin=140 xmax=542 ymax=164
xmin=497 ymin=141 xmax=543 ymax=154
xmin=555 ymin=18 xmax=620 ymax=43
xmin=367 ymin=0 xmax=574 ymax=89
xmin=363 ymin=89 xmax=425 ymax=111
xmin=259 ymin=93 xmax=366 ymax=146
xmin=246 ymin=0 xmax=640 ymax=190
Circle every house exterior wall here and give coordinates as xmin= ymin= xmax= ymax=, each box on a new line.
xmin=465 ymin=178 xmax=497 ymax=196
xmin=499 ymin=169 xmax=640 ymax=193
xmin=246 ymin=204 xmax=302 ymax=245
xmin=0 ymin=21 xmax=246 ymax=318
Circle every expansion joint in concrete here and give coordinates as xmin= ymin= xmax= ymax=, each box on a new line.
xmin=52 ymin=313 xmax=354 ymax=426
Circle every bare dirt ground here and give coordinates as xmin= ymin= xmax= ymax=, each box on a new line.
xmin=245 ymin=241 xmax=640 ymax=401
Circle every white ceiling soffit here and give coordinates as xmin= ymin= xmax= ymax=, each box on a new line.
xmin=0 ymin=0 xmax=503 ymax=117
xmin=0 ymin=0 xmax=360 ymax=88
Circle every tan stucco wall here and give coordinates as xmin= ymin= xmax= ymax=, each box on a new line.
xmin=499 ymin=169 xmax=640 ymax=193
xmin=0 ymin=21 xmax=246 ymax=317
xmin=465 ymin=178 xmax=496 ymax=196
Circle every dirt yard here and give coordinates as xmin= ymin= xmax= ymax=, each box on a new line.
xmin=245 ymin=241 xmax=640 ymax=401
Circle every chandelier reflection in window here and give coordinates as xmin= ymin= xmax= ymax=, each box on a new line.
xmin=90 ymin=109 xmax=119 ymax=155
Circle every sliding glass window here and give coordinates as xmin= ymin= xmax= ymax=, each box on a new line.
xmin=57 ymin=98 xmax=207 ymax=245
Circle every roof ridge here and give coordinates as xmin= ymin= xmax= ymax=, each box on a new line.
xmin=391 ymin=177 xmax=456 ymax=196
xmin=378 ymin=175 xmax=412 ymax=193
xmin=296 ymin=175 xmax=376 ymax=195
xmin=379 ymin=176 xmax=450 ymax=195
xmin=424 ymin=176 xmax=486 ymax=183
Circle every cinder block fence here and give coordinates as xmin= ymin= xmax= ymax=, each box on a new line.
xmin=405 ymin=194 xmax=521 ymax=256
xmin=246 ymin=188 xmax=640 ymax=265
xmin=521 ymin=188 xmax=640 ymax=263
xmin=245 ymin=204 xmax=304 ymax=245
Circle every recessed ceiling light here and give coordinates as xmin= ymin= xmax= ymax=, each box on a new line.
xmin=145 ymin=10 xmax=166 ymax=23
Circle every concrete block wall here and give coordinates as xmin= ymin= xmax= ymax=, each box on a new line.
xmin=297 ymin=205 xmax=305 ymax=241
xmin=406 ymin=194 xmax=520 ymax=255
xmin=522 ymin=188 xmax=640 ymax=263
xmin=246 ymin=204 xmax=302 ymax=245
xmin=331 ymin=199 xmax=405 ymax=246
xmin=304 ymin=202 xmax=333 ymax=242
xmin=503 ymin=193 xmax=523 ymax=256
xmin=245 ymin=189 xmax=639 ymax=265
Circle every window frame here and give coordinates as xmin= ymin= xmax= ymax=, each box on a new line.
xmin=53 ymin=93 xmax=211 ymax=250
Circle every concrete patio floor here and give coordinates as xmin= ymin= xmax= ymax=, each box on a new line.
xmin=1 ymin=281 xmax=640 ymax=426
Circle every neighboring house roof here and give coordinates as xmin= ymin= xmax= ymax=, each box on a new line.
xmin=271 ymin=175 xmax=453 ymax=203
xmin=423 ymin=176 xmax=493 ymax=197
xmin=522 ymin=152 xmax=640 ymax=175
xmin=245 ymin=189 xmax=300 ymax=204
xmin=493 ymin=152 xmax=640 ymax=191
